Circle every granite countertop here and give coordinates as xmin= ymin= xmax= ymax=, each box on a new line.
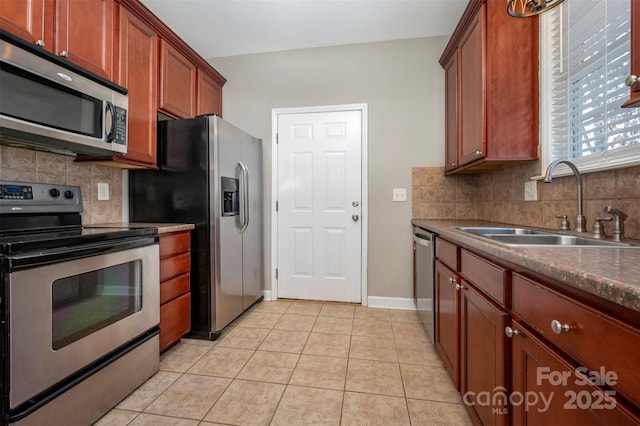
xmin=412 ymin=219 xmax=640 ymax=314
xmin=90 ymin=222 xmax=195 ymax=234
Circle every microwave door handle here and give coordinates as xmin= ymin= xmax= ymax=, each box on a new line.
xmin=238 ymin=161 xmax=249 ymax=234
xmin=105 ymin=101 xmax=116 ymax=142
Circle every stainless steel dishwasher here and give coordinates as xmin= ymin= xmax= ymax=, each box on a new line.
xmin=413 ymin=226 xmax=435 ymax=344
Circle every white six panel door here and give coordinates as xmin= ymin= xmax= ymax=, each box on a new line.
xmin=277 ymin=110 xmax=362 ymax=302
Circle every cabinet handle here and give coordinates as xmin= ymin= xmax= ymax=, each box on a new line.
xmin=550 ymin=320 xmax=572 ymax=334
xmin=475 ymin=150 xmax=482 ymax=156
xmin=455 ymin=283 xmax=466 ymax=291
xmin=625 ymin=74 xmax=639 ymax=87
xmin=448 ymin=277 xmax=456 ymax=284
xmin=59 ymin=50 xmax=68 ymax=58
xmin=504 ymin=326 xmax=520 ymax=338
xmin=450 ymin=162 xmax=457 ymax=167
xmin=35 ymin=39 xmax=45 ymax=47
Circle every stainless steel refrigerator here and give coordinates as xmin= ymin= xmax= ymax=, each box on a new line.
xmin=129 ymin=115 xmax=263 ymax=340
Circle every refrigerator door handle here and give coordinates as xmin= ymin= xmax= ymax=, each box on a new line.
xmin=238 ymin=161 xmax=250 ymax=234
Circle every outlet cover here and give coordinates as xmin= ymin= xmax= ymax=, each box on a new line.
xmin=524 ymin=181 xmax=537 ymax=201
xmin=393 ymin=188 xmax=407 ymax=202
xmin=97 ymin=182 xmax=110 ymax=201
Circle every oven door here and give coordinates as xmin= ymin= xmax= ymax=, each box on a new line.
xmin=7 ymin=244 xmax=159 ymax=409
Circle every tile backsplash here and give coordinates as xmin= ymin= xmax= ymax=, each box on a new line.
xmin=0 ymin=146 xmax=123 ymax=224
xmin=412 ymin=161 xmax=640 ymax=240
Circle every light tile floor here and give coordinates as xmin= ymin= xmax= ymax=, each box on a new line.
xmin=95 ymin=301 xmax=473 ymax=425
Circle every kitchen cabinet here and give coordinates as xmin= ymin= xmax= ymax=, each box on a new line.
xmin=197 ymin=69 xmax=223 ymax=116
xmin=112 ymin=4 xmax=158 ymax=167
xmin=443 ymin=53 xmax=458 ymax=172
xmin=509 ymin=320 xmax=639 ymax=425
xmin=439 ymin=0 xmax=538 ymax=174
xmin=511 ymin=273 xmax=640 ymax=411
xmin=73 ymin=0 xmax=226 ymax=169
xmin=0 ymin=0 xmax=114 ymax=81
xmin=435 ymin=238 xmax=461 ymax=390
xmin=159 ymin=39 xmax=197 ymax=118
xmin=430 ymin=230 xmax=640 ymax=424
xmin=459 ymin=249 xmax=509 ymax=426
xmin=159 ymin=230 xmax=191 ymax=353
xmin=624 ymin=0 xmax=640 ymax=107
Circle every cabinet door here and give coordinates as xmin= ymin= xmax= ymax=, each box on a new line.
xmin=625 ymin=0 xmax=640 ymax=107
xmin=197 ymin=69 xmax=222 ymax=116
xmin=510 ymin=322 xmax=640 ymax=425
xmin=444 ymin=52 xmax=458 ymax=172
xmin=435 ymin=259 xmax=460 ymax=390
xmin=159 ymin=39 xmax=197 ymax=118
xmin=458 ymin=3 xmax=485 ymax=167
xmin=0 ymin=0 xmax=51 ymax=48
xmin=55 ymin=0 xmax=114 ymax=80
xmin=460 ymin=281 xmax=508 ymax=426
xmin=116 ymin=6 xmax=157 ymax=166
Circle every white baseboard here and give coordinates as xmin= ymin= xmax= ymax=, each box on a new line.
xmin=262 ymin=290 xmax=273 ymax=301
xmin=367 ymin=296 xmax=416 ymax=310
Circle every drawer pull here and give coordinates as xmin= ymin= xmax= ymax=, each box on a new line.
xmin=455 ymin=283 xmax=466 ymax=291
xmin=505 ymin=326 xmax=520 ymax=338
xmin=551 ymin=320 xmax=572 ymax=334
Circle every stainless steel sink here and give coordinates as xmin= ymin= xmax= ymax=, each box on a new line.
xmin=484 ymin=234 xmax=633 ymax=247
xmin=455 ymin=227 xmax=549 ymax=236
xmin=454 ymin=226 xmax=636 ymax=248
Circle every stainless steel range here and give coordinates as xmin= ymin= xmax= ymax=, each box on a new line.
xmin=0 ymin=181 xmax=160 ymax=425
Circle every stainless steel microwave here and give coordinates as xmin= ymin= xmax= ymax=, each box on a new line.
xmin=0 ymin=32 xmax=128 ymax=157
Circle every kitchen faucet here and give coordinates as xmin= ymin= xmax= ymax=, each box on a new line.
xmin=542 ymin=160 xmax=586 ymax=232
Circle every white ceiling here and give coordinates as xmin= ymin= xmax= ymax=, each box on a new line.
xmin=139 ymin=0 xmax=468 ymax=59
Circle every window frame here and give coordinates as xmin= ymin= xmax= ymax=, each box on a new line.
xmin=537 ymin=0 xmax=640 ymax=179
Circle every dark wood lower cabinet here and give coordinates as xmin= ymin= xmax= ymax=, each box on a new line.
xmin=435 ymin=259 xmax=461 ymax=390
xmin=510 ymin=322 xmax=640 ymax=426
xmin=461 ymin=281 xmax=508 ymax=426
xmin=159 ymin=231 xmax=191 ymax=353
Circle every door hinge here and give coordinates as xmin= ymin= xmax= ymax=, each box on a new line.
xmin=276 ymin=133 xmax=279 ymax=144
xmin=275 ymin=268 xmax=278 ymax=279
xmin=276 ymin=200 xmax=278 ymax=211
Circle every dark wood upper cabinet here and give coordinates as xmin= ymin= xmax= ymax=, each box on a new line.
xmin=623 ymin=1 xmax=640 ymax=107
xmin=0 ymin=0 xmax=51 ymax=48
xmin=159 ymin=39 xmax=197 ymax=118
xmin=0 ymin=0 xmax=114 ymax=80
xmin=439 ymin=0 xmax=539 ymax=174
xmin=113 ymin=4 xmax=158 ymax=167
xmin=197 ymin=69 xmax=223 ymax=117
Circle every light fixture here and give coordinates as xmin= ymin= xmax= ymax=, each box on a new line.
xmin=507 ymin=0 xmax=566 ymax=18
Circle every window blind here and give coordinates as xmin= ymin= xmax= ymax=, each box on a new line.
xmin=541 ymin=0 xmax=640 ymax=175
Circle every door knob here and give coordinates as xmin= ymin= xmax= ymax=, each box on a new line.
xmin=352 ymin=201 xmax=360 ymax=207
xmin=352 ymin=214 xmax=359 ymax=222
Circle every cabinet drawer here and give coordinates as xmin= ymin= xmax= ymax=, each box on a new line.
xmin=160 ymin=252 xmax=191 ymax=281
xmin=511 ymin=321 xmax=640 ymax=425
xmin=159 ymin=292 xmax=191 ymax=353
xmin=436 ymin=238 xmax=459 ymax=271
xmin=160 ymin=272 xmax=190 ymax=305
xmin=461 ymin=249 xmax=508 ymax=306
xmin=159 ymin=232 xmax=191 ymax=259
xmin=512 ymin=273 xmax=640 ymax=407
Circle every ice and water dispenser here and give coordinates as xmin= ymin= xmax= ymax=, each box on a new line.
xmin=221 ymin=176 xmax=239 ymax=216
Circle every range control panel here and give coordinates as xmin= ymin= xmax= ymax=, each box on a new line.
xmin=0 ymin=181 xmax=82 ymax=213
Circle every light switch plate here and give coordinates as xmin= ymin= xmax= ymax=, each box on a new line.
xmin=97 ymin=182 xmax=110 ymax=201
xmin=524 ymin=181 xmax=537 ymax=201
xmin=393 ymin=188 xmax=407 ymax=202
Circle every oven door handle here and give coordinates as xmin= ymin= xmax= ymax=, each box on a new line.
xmin=4 ymin=236 xmax=157 ymax=270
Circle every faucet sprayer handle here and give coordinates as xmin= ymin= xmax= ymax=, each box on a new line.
xmin=555 ymin=214 xmax=570 ymax=230
xmin=603 ymin=206 xmax=627 ymax=241
xmin=603 ymin=206 xmax=628 ymax=220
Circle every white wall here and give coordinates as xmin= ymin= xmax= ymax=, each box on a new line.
xmin=210 ymin=36 xmax=447 ymax=301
